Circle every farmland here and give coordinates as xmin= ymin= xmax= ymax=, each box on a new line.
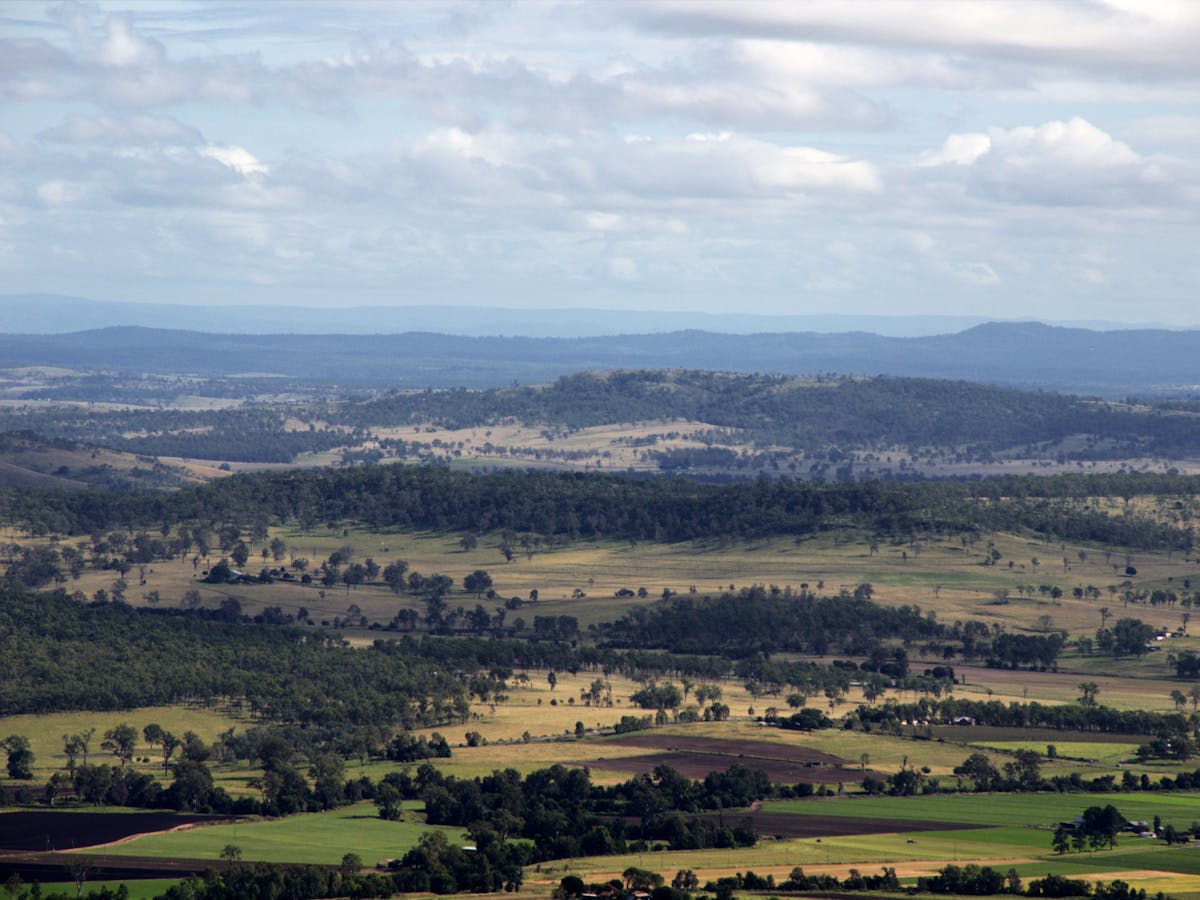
xmin=4 ymin=425 xmax=1200 ymax=898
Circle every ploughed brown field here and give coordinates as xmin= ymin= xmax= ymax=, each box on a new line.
xmin=0 ymin=851 xmax=221 ymax=883
xmin=583 ymin=734 xmax=877 ymax=784
xmin=0 ymin=811 xmax=242 ymax=881
xmin=0 ymin=811 xmax=231 ymax=852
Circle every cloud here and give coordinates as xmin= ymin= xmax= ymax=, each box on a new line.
xmin=95 ymin=13 xmax=164 ymax=68
xmin=197 ymin=144 xmax=270 ymax=177
xmin=589 ymin=132 xmax=882 ymax=200
xmin=917 ymin=133 xmax=992 ymax=167
xmin=39 ymin=113 xmax=203 ymax=145
xmin=1 ymin=1 xmax=1197 ymax=321
xmin=919 ymin=118 xmax=1193 ymax=207
xmin=629 ymin=1 xmax=1200 ymax=78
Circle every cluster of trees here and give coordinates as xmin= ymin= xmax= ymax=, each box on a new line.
xmin=951 ymin=751 xmax=1043 ymax=793
xmin=702 ymin=865 xmax=901 ymax=896
xmin=603 ymin=585 xmax=1072 ymax=671
xmin=385 ymin=733 xmax=452 ymax=762
xmin=603 ymin=586 xmax=943 ymax=657
xmin=1173 ymin=650 xmax=1200 ymax=677
xmin=0 ymin=587 xmax=474 ymax=731
xmin=411 ymin=763 xmax=765 ymax=864
xmin=950 ymin=750 xmax=1184 ymax=797
xmin=1095 ymin=619 xmax=1158 ymax=657
xmin=1052 ymin=805 xmax=1125 ymax=854
xmin=13 ymin=720 xmax=420 ymax=816
xmin=854 ymin=698 xmax=1195 ymax=737
xmin=691 ymin=864 xmax=1165 ymax=900
xmin=157 ymin=860 xmax=436 ymax=900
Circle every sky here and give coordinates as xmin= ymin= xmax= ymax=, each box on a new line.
xmin=1 ymin=1 xmax=1198 ymax=324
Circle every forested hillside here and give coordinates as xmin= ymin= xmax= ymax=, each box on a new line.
xmin=334 ymin=370 xmax=1200 ymax=457
xmin=5 ymin=370 xmax=1200 ymax=472
xmin=1 ymin=465 xmax=1194 ymax=551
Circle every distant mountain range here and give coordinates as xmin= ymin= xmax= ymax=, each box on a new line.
xmin=0 ymin=321 xmax=1198 ymax=397
xmin=0 ymin=293 xmax=1162 ymax=338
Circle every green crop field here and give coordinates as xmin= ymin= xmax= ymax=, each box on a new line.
xmin=98 ymin=801 xmax=466 ymax=866
xmin=980 ymin=740 xmax=1141 ymax=765
xmin=764 ymin=792 xmax=1200 ymax=828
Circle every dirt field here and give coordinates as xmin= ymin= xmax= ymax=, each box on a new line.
xmin=0 ymin=811 xmax=233 ymax=852
xmin=583 ymin=733 xmax=876 ymax=784
xmin=0 ymin=810 xmax=247 ymax=882
xmin=0 ymin=851 xmax=218 ymax=883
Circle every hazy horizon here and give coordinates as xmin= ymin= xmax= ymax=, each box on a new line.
xmin=1 ymin=291 xmax=1189 ymax=338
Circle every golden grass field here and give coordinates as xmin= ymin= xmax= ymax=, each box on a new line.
xmin=12 ymin=521 xmax=1197 ymax=636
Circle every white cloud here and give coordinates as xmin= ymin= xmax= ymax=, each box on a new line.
xmin=918 ymin=118 xmax=1195 ymax=208
xmin=197 ymin=144 xmax=270 ymax=177
xmin=918 ymin=133 xmax=992 ymax=167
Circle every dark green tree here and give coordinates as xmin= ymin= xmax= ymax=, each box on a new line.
xmin=1 ymin=735 xmax=34 ymax=779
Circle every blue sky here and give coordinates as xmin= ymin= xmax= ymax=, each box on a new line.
xmin=1 ymin=1 xmax=1197 ymax=324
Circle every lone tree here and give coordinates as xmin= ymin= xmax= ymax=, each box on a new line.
xmin=219 ymin=844 xmax=242 ymax=868
xmin=143 ymin=724 xmax=181 ymax=772
xmin=464 ymin=569 xmax=493 ymax=598
xmin=1 ymin=735 xmax=34 ymax=780
xmin=1077 ymin=682 xmax=1100 ymax=707
xmin=101 ymin=723 xmax=138 ymax=767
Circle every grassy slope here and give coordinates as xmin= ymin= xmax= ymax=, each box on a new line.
xmin=0 ymin=705 xmax=248 ymax=786
xmin=96 ymin=800 xmax=464 ymax=866
xmin=764 ymin=792 xmax=1200 ymax=827
xmin=15 ymin=521 xmax=1197 ymax=661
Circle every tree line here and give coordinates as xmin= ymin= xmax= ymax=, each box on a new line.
xmin=4 ymin=465 xmax=1195 ymax=553
xmin=853 ymin=697 xmax=1196 ymax=736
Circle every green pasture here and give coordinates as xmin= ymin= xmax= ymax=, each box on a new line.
xmin=764 ymin=791 xmax=1200 ymax=828
xmin=1047 ymin=843 xmax=1200 ymax=876
xmin=99 ymin=801 xmax=464 ymax=866
xmin=931 ymin=726 xmax=1152 ymax=744
xmin=919 ymin=825 xmax=1056 ymax=850
xmin=980 ymin=740 xmax=1140 ymax=765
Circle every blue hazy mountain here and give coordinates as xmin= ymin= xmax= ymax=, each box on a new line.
xmin=0 ymin=317 xmax=1197 ymax=397
xmin=0 ymin=293 xmax=1148 ymax=338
